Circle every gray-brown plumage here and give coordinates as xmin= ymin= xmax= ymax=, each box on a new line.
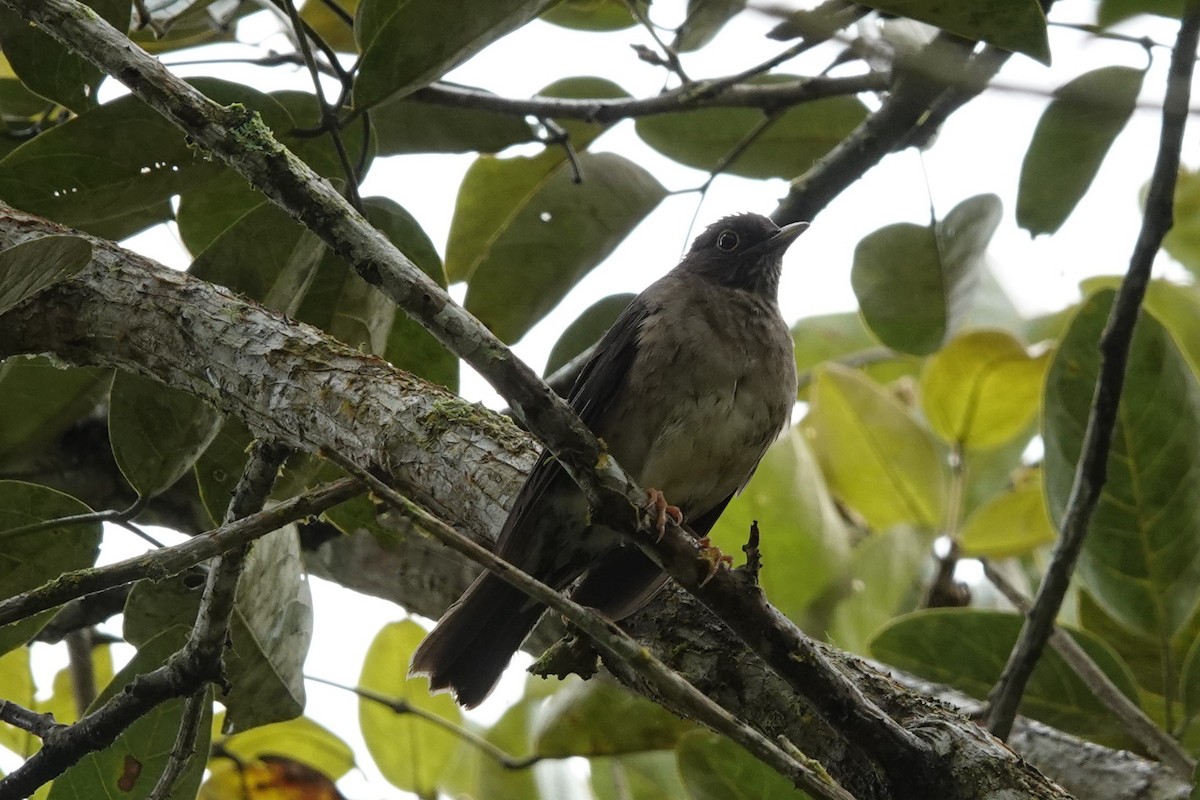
xmin=410 ymin=213 xmax=805 ymax=707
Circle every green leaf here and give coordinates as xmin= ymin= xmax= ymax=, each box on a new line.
xmin=459 ymin=151 xmax=665 ymax=342
xmin=1017 ymin=67 xmax=1144 ymax=236
xmin=193 ymin=417 xmax=254 ymax=527
xmin=852 ymin=194 xmax=1001 ymax=355
xmin=190 ymin=201 xmax=327 ymax=315
xmin=224 ymin=526 xmax=313 ymax=732
xmin=1044 ymin=290 xmax=1200 ymax=656
xmin=636 ymin=80 xmax=868 ymax=179
xmin=372 ymin=89 xmax=534 ymax=155
xmin=870 ymin=608 xmax=1142 ymax=747
xmin=676 ymin=730 xmax=806 ymax=800
xmin=109 ymin=371 xmax=222 ymax=498
xmin=35 ymin=643 xmax=114 ymax=728
xmin=0 ymin=481 xmax=99 ymax=654
xmin=1098 ymin=0 xmax=1182 ymax=26
xmin=535 ymin=76 xmax=631 ymax=150
xmin=806 ymin=364 xmax=948 ymax=530
xmin=1079 ymin=279 xmax=1200 ymax=377
xmin=124 ymin=528 xmax=313 ymax=733
xmin=175 ymin=90 xmax=367 ymax=257
xmin=448 ymin=691 xmax=540 ymax=800
xmin=0 ymin=235 xmax=91 ymax=315
xmin=300 ymin=0 xmax=360 ymax=52
xmin=533 ymin=680 xmax=694 ymax=757
xmin=123 ymin=569 xmax=205 ymax=648
xmin=708 ymin=428 xmax=850 ymax=620
xmin=919 ymin=330 xmax=1049 ymax=449
xmin=47 ymin=628 xmax=212 ymax=800
xmin=593 ymin=751 xmax=689 ymax=800
xmin=0 ymin=358 xmax=108 ymax=463
xmin=0 ymin=647 xmax=35 ymax=757
xmin=545 ymin=293 xmax=634 ymax=376
xmin=1077 ymin=589 xmax=1198 ymax=698
xmin=857 ymin=0 xmax=1050 ymax=63
xmin=790 ymin=312 xmax=918 ymax=397
xmin=365 ymin=198 xmax=459 ymax=390
xmin=1183 ymin=629 xmax=1200 ymax=724
xmin=359 ymin=620 xmax=464 ymax=794
xmin=673 ymin=0 xmax=747 ymax=51
xmin=128 ymin=2 xmax=256 ymax=54
xmin=828 ymin=526 xmax=927 ymax=655
xmin=0 ymin=0 xmax=129 ymax=113
xmin=959 ymin=471 xmax=1055 ymax=558
xmin=0 ymin=78 xmax=289 ymax=240
xmin=1160 ymin=168 xmax=1200 ymax=280
xmin=216 ymin=716 xmax=354 ymax=780
xmin=352 ymin=0 xmax=550 ymax=108
xmin=542 ymin=0 xmax=638 ymax=30
xmin=442 ymin=76 xmax=630 ymax=287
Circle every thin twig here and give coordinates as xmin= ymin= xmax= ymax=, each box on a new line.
xmin=0 ymin=478 xmax=361 ymax=628
xmin=982 ymin=561 xmax=1197 ymax=779
xmin=985 ymin=4 xmax=1200 ymax=740
xmin=626 ymin=0 xmax=690 ymax=83
xmin=279 ymin=0 xmax=361 ymax=209
xmin=147 ymin=690 xmax=207 ymax=800
xmin=1 ymin=494 xmax=149 ymax=539
xmin=308 ymin=676 xmax=545 ymax=770
xmin=322 ymin=449 xmax=858 ymax=800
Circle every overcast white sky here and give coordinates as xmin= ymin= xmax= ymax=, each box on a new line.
xmin=12 ymin=1 xmax=1194 ymax=797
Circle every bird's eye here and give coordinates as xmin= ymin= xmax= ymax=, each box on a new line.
xmin=716 ymin=230 xmax=739 ymax=251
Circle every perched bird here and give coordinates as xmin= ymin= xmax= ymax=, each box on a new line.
xmin=411 ymin=213 xmax=805 ymax=707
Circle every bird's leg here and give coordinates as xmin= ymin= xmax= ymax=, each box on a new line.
xmin=644 ymin=488 xmax=683 ymax=541
xmin=695 ymin=537 xmax=734 ymax=587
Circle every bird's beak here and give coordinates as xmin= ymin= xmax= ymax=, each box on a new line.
xmin=766 ymin=221 xmax=809 ymax=254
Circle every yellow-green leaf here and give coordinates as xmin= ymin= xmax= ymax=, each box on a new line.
xmin=807 ymin=364 xmax=948 ymax=530
xmin=959 ymin=472 xmax=1055 ymax=558
xmin=920 ymin=330 xmax=1049 ymax=449
xmin=359 ymin=620 xmax=463 ymax=795
xmin=707 ymin=428 xmax=850 ymax=619
xmin=216 ymin=716 xmax=354 ymax=781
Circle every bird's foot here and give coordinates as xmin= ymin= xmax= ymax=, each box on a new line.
xmin=696 ymin=537 xmax=733 ymax=586
xmin=645 ymin=488 xmax=683 ymax=541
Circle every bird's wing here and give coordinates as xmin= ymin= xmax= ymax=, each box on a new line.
xmin=493 ymin=295 xmax=652 ymax=560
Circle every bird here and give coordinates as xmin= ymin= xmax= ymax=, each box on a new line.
xmin=410 ymin=213 xmax=805 ymax=707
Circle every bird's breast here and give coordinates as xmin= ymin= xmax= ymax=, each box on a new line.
xmin=601 ymin=287 xmax=796 ymax=519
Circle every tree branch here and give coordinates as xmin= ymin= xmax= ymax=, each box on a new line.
xmin=985 ymin=5 xmax=1200 ymax=740
xmin=0 ymin=477 xmax=361 ymax=629
xmin=0 ymin=211 xmax=1076 ymax=800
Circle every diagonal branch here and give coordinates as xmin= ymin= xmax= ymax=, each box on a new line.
xmin=985 ymin=4 xmax=1200 ymax=740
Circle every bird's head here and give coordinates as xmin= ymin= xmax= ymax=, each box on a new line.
xmin=681 ymin=213 xmax=809 ymax=298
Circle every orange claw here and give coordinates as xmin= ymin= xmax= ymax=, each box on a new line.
xmin=645 ymin=488 xmax=683 ymax=541
xmin=695 ymin=536 xmax=733 ymax=586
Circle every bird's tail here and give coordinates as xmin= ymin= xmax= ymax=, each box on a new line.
xmin=410 ymin=572 xmax=545 ymax=708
